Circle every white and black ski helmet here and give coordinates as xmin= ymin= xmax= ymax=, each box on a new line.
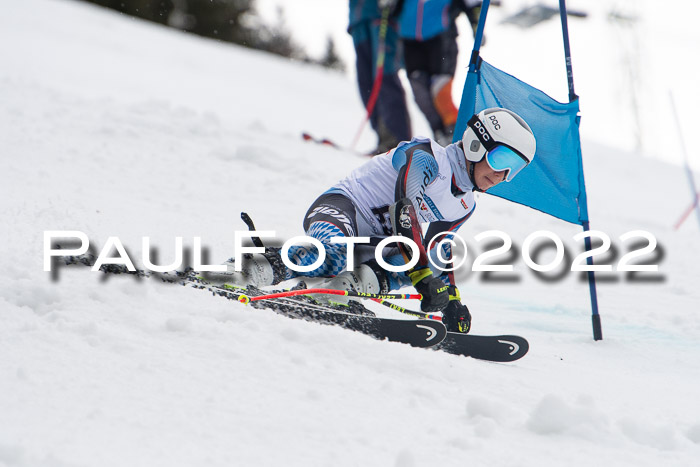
xmin=461 ymin=107 xmax=536 ymax=182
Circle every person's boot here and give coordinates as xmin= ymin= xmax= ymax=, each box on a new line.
xmin=315 ymin=263 xmax=388 ymax=306
xmin=203 ymin=248 xmax=287 ymax=288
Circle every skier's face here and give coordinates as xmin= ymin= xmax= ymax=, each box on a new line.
xmin=474 ymin=158 xmax=507 ymax=191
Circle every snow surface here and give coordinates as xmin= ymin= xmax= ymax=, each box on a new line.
xmin=2 ymin=0 xmax=700 ymax=466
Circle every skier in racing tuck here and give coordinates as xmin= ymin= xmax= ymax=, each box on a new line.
xmin=219 ymin=107 xmax=536 ymax=334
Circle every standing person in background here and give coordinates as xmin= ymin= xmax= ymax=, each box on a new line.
xmin=398 ymin=0 xmax=482 ymax=145
xmin=349 ymin=0 xmax=412 ymax=154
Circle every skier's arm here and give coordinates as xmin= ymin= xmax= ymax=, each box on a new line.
xmin=425 ymin=216 xmax=474 ymax=333
xmin=424 ymin=214 xmax=472 ymax=286
xmin=390 ymin=143 xmax=441 ymax=270
xmin=388 ymin=198 xmax=449 ymax=312
xmin=388 ymin=144 xmax=449 ymax=312
xmin=392 ymin=142 xmax=440 ymax=202
xmin=425 ymin=216 xmax=472 ymax=333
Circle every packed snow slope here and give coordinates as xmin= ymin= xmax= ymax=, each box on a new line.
xmin=2 ymin=1 xmax=700 ymax=466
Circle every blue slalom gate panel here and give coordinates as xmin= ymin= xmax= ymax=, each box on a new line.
xmin=454 ymin=60 xmax=588 ymax=225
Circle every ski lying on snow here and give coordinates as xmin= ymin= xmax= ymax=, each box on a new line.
xmin=436 ymin=333 xmax=529 ymax=363
xmin=195 ymin=280 xmax=529 ymax=362
xmin=197 ymin=281 xmax=446 ymax=349
xmin=59 ymin=254 xmax=529 ymax=361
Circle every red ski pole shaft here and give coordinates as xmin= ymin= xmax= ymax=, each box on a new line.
xmin=350 ymin=7 xmax=390 ymax=150
xmin=674 ymin=191 xmax=700 ymax=230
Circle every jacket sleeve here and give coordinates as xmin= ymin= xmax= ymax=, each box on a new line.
xmin=391 ymin=142 xmax=440 ymax=203
xmin=389 ymin=141 xmax=440 ymax=272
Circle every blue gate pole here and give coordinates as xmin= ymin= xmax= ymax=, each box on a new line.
xmin=583 ymin=221 xmax=603 ymax=340
xmin=470 ymin=0 xmax=490 ymax=70
xmin=559 ymin=0 xmax=576 ymax=101
xmin=453 ymin=0 xmax=490 ymax=142
xmin=560 ymin=0 xmax=602 ymax=340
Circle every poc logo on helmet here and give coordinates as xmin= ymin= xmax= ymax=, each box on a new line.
xmin=488 ymin=114 xmax=501 ymax=130
xmin=473 ymin=121 xmax=491 ymax=141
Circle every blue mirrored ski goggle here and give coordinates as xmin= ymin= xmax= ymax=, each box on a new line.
xmin=485 ymin=145 xmax=530 ymax=182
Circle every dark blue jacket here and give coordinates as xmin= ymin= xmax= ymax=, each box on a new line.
xmin=398 ymin=0 xmax=453 ymax=41
xmin=348 ymin=0 xmax=381 ymax=30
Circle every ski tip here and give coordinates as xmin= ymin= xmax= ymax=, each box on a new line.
xmin=238 ymin=294 xmax=251 ymax=305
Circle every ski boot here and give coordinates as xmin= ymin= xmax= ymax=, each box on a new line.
xmin=203 ymin=248 xmax=287 ymax=288
xmin=314 ymin=263 xmax=389 ymax=307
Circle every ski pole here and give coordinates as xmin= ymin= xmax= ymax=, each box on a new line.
xmin=240 ymin=212 xmax=265 ymax=248
xmin=350 ymin=6 xmax=390 ymax=151
xmin=674 ymin=191 xmax=700 ymax=230
xmin=237 ymin=288 xmax=422 ymax=305
xmin=669 ymin=91 xmax=700 ymax=230
xmin=370 ymin=298 xmax=443 ymax=322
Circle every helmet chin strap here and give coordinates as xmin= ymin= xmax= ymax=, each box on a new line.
xmin=457 ymin=141 xmax=486 ymax=193
xmin=468 ymin=159 xmax=485 ymax=192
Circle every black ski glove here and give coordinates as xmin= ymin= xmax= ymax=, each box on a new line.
xmin=442 ymin=286 xmax=472 ymax=333
xmin=409 ymin=268 xmax=449 ymax=312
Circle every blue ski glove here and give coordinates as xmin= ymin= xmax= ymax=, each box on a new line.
xmin=442 ymin=286 xmax=471 ymax=333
